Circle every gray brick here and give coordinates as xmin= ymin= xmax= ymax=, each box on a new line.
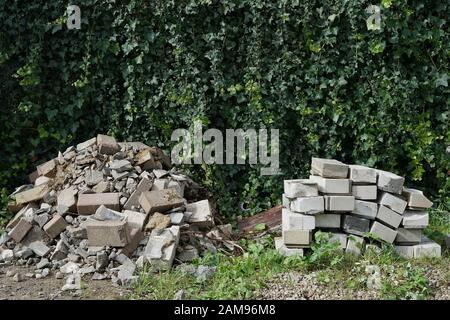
xmin=402 ymin=188 xmax=433 ymax=209
xmin=309 ymin=175 xmax=351 ymax=194
xmin=290 ymin=196 xmax=324 ymax=215
xmin=402 ymin=211 xmax=429 ymax=229
xmin=349 ymin=165 xmax=377 ymax=183
xmin=342 ymin=215 xmax=370 ymax=236
xmin=352 ymin=200 xmax=377 ymax=220
xmin=370 ymin=221 xmax=397 ymax=244
xmin=315 ymin=213 xmax=341 ymax=229
xmin=378 ymin=192 xmax=407 ymax=214
xmin=283 ymin=179 xmax=318 ymax=198
xmin=376 ymin=170 xmax=404 ymax=194
xmin=311 ymin=157 xmax=348 ymax=178
xmin=282 ymin=208 xmax=315 ymax=230
xmin=324 ymin=195 xmax=355 ymax=211
xmin=352 ymin=185 xmax=377 ymax=200
xmin=376 ymin=205 xmax=402 ymax=228
xmin=395 ymin=228 xmax=422 ymax=244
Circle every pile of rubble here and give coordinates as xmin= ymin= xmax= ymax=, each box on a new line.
xmin=276 ymin=157 xmax=442 ymax=258
xmin=0 ymin=135 xmax=232 ymax=290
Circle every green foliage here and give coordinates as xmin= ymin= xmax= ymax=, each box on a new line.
xmin=0 ymin=0 xmax=448 ymax=220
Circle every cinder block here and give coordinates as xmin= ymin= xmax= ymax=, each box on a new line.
xmin=8 ymin=218 xmax=32 ymax=242
xmin=395 ymin=228 xmax=422 ymax=244
xmin=376 ymin=205 xmax=402 ymax=228
xmin=349 ymin=165 xmax=377 ymax=183
xmin=283 ymin=230 xmax=311 ymax=246
xmin=395 ymin=245 xmax=415 ymax=258
xmin=311 ymin=157 xmax=348 ymax=178
xmin=139 ymin=189 xmax=184 ymax=214
xmin=342 ymin=215 xmax=370 ymax=236
xmin=324 ymin=195 xmax=355 ymax=211
xmin=14 ymin=184 xmax=49 ymax=205
xmin=402 ymin=188 xmax=433 ymax=209
xmin=370 ymin=221 xmax=397 ymax=244
xmin=352 ymin=200 xmax=377 ymax=220
xmin=397 ymin=237 xmax=442 ymax=259
xmin=282 ymin=208 xmax=315 ymax=230
xmin=97 ymin=134 xmax=120 ymax=155
xmin=284 ymin=179 xmax=318 ymax=197
xmin=376 ymin=170 xmax=404 ymax=194
xmin=36 ymin=159 xmax=57 ymax=178
xmin=402 ymin=211 xmax=429 ymax=229
xmin=121 ymin=228 xmax=144 ymax=257
xmin=378 ymin=192 xmax=407 ymax=214
xmin=352 ymin=185 xmax=377 ymax=200
xmin=274 ymin=237 xmax=304 ymax=257
xmin=77 ymin=193 xmax=120 ymax=215
xmin=43 ymin=215 xmax=68 ymax=239
xmin=309 ymin=175 xmax=351 ymax=194
xmin=290 ymin=196 xmax=324 ymax=215
xmin=122 ymin=210 xmax=148 ymax=230
xmin=315 ymin=213 xmax=341 ymax=229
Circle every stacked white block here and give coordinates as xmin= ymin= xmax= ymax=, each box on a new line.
xmin=276 ymin=158 xmax=441 ymax=259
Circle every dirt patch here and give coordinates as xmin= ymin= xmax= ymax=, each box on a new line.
xmin=0 ymin=265 xmax=130 ymax=300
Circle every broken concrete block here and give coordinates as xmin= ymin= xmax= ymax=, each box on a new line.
xmin=352 ymin=200 xmax=377 ymax=220
xmin=6 ymin=203 xmax=38 ymax=229
xmin=376 ymin=169 xmax=404 ymax=194
xmin=282 ymin=230 xmax=311 ymax=246
xmin=57 ymin=187 xmax=78 ymax=212
xmin=315 ymin=213 xmax=341 ymax=229
xmin=327 ymin=232 xmax=347 ymax=249
xmin=135 ymin=148 xmax=157 ymax=170
xmin=346 ymin=235 xmax=364 ymax=256
xmin=50 ymin=239 xmax=69 ymax=261
xmin=144 ymin=226 xmax=180 ymax=270
xmin=122 ymin=210 xmax=147 ymax=230
xmin=348 ymin=165 xmax=377 ymax=184
xmin=37 ymin=159 xmax=57 ymax=178
xmin=352 ymin=185 xmax=377 ymax=200
xmin=43 ymin=215 xmax=68 ymax=239
xmin=167 ymin=180 xmax=184 ymax=197
xmin=282 ymin=208 xmax=315 ymax=230
xmin=92 ymin=181 xmax=110 ymax=193
xmin=311 ymin=157 xmax=348 ymax=178
xmin=85 ymin=170 xmax=104 ymax=187
xmin=151 ymin=179 xmax=168 ymax=191
xmin=402 ymin=188 xmax=433 ymax=209
xmin=324 ymin=195 xmax=355 ymax=211
xmin=170 ymin=212 xmax=185 ymax=225
xmin=92 ymin=205 xmax=124 ymax=221
xmin=283 ymin=179 xmax=318 ymax=198
xmin=290 ymin=196 xmax=324 ymax=215
xmin=309 ymin=175 xmax=351 ymax=194
xmin=178 ymin=246 xmax=199 ymax=262
xmin=414 ymin=237 xmax=441 ymax=258
xmin=274 ymin=237 xmax=304 ymax=257
xmin=35 ymin=176 xmax=53 ymax=187
xmin=76 ymin=137 xmax=97 ymax=151
xmin=370 ymin=221 xmax=397 ymax=243
xmin=146 ymin=212 xmax=171 ymax=230
xmin=14 ymin=184 xmax=49 ymax=205
xmin=8 ymin=218 xmax=32 ymax=242
xmin=342 ymin=215 xmax=370 ymax=236
xmin=77 ymin=193 xmax=120 ymax=215
xmin=28 ymin=241 xmax=51 ymax=257
xmin=110 ymin=160 xmax=132 ymax=173
xmin=85 ymin=218 xmax=129 ymax=247
xmin=123 ymin=177 xmax=153 ymax=210
xmin=378 ymin=192 xmax=407 ymax=214
xmin=185 ymin=200 xmax=214 ymax=228
xmin=402 ymin=211 xmax=429 ymax=229
xmin=377 ymin=205 xmax=403 ymax=229
xmin=395 ymin=228 xmax=422 ymax=244
xmin=139 ymin=189 xmax=184 ymax=214
xmin=97 ymin=134 xmax=120 ymax=155
xmin=121 ymin=228 xmax=144 ymax=257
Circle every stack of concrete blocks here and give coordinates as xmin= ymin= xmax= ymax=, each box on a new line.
xmin=276 ymin=157 xmax=441 ymax=259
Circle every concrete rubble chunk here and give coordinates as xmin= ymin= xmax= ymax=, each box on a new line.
xmin=274 ymin=237 xmax=304 ymax=257
xmin=348 ymin=165 xmax=377 ymax=184
xmin=76 ymin=137 xmax=97 ymax=151
xmin=144 ymin=226 xmax=180 ymax=271
xmin=378 ymin=192 xmax=407 ymax=214
xmin=352 ymin=185 xmax=377 ymax=200
xmin=186 ymin=200 xmax=214 ymax=228
xmin=282 ymin=208 xmax=315 ymax=230
xmin=290 ymin=196 xmax=324 ymax=215
xmin=123 ymin=177 xmax=152 ymax=210
xmin=396 ymin=237 xmax=441 ymax=259
xmin=352 ymin=200 xmax=378 ymax=220
xmin=14 ymin=184 xmax=49 ymax=205
xmin=342 ymin=215 xmax=370 ymax=236
xmin=370 ymin=221 xmax=397 ymax=244
xmin=309 ymin=175 xmax=351 ymax=194
xmin=402 ymin=211 xmax=429 ymax=229
xmin=43 ymin=215 xmax=68 ymax=239
xmin=376 ymin=205 xmax=403 ymax=229
xmin=28 ymin=241 xmax=51 ymax=257
xmin=283 ymin=179 xmax=318 ymax=198
xmin=97 ymin=134 xmax=120 ymax=155
xmin=311 ymin=157 xmax=348 ymax=178
xmin=121 ymin=228 xmax=144 ymax=257
xmin=139 ymin=189 xmax=184 ymax=214
xmin=77 ymin=193 xmax=120 ymax=215
xmin=315 ymin=213 xmax=341 ymax=229
xmin=57 ymin=187 xmax=78 ymax=212
xmin=135 ymin=148 xmax=157 ymax=170
xmin=85 ymin=218 xmax=130 ymax=247
xmin=85 ymin=170 xmax=104 ymax=187
xmin=110 ymin=160 xmax=133 ymax=173
xmin=122 ymin=210 xmax=147 ymax=230
xmin=152 ymin=179 xmax=168 ymax=191
xmin=8 ymin=218 xmax=32 ymax=243
xmin=92 ymin=205 xmax=124 ymax=221
xmin=402 ymin=188 xmax=433 ymax=209
xmin=7 ymin=203 xmax=38 ymax=229
xmin=146 ymin=212 xmax=171 ymax=230
xmin=324 ymin=195 xmax=355 ymax=211
xmin=37 ymin=159 xmax=57 ymax=178
xmin=376 ymin=169 xmax=404 ymax=194
xmin=170 ymin=212 xmax=185 ymax=225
